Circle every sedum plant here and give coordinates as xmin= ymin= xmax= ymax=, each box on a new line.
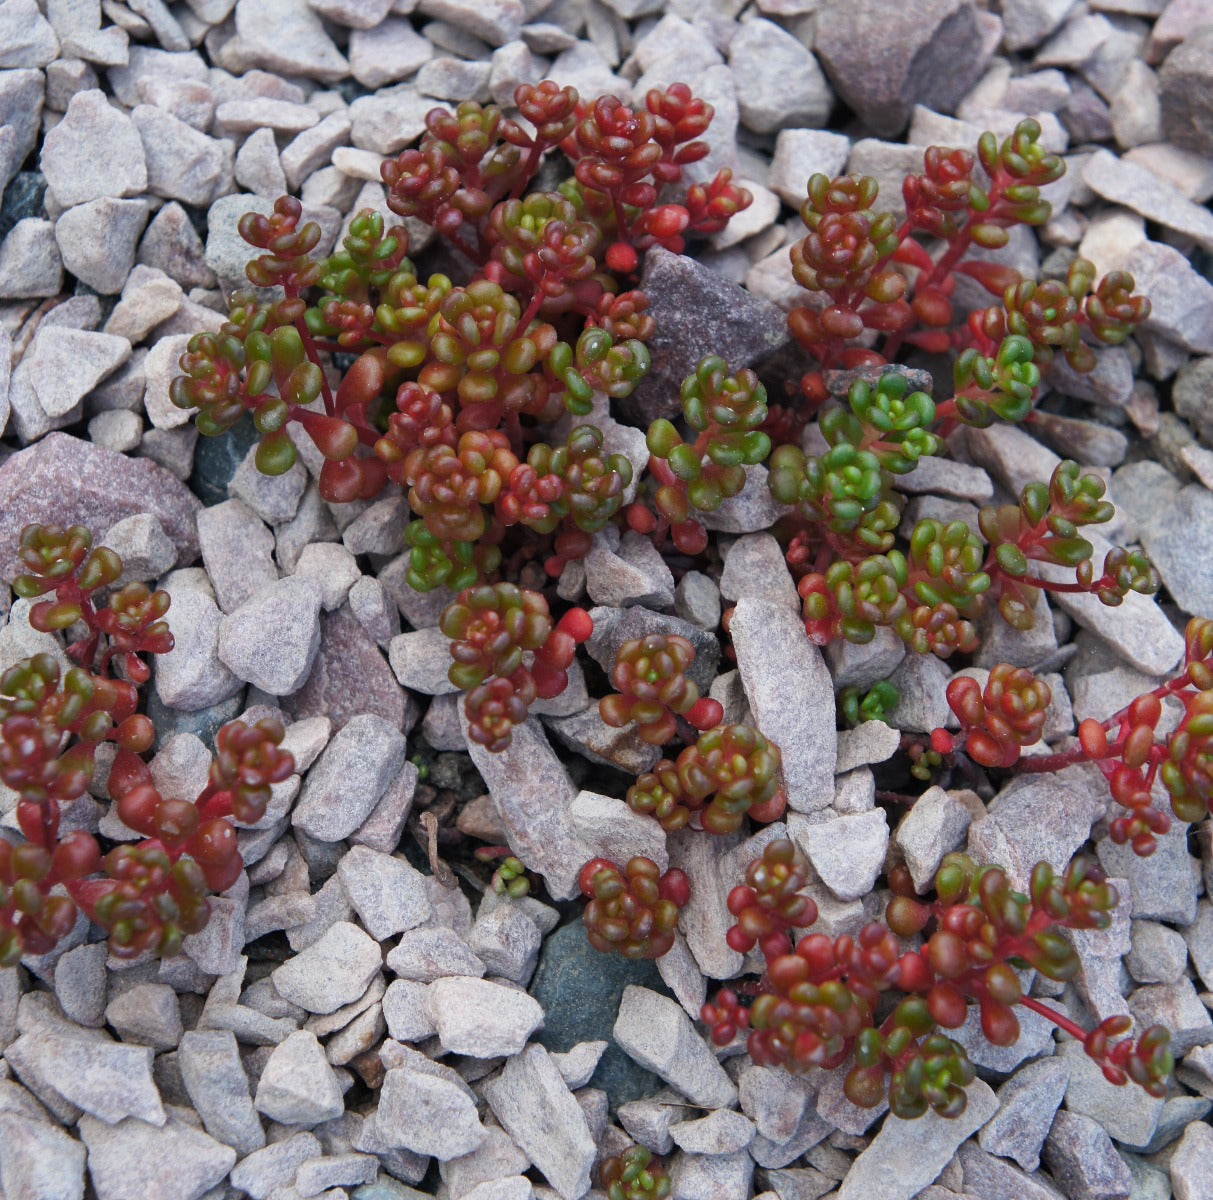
xmin=159 ymin=81 xmax=1184 ymax=1114
xmin=1 ymin=525 xmax=294 ymax=962
xmin=702 ymin=841 xmax=1172 ymax=1119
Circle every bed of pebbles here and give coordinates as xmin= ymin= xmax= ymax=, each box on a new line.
xmin=2 ymin=1 xmax=1213 ymax=1198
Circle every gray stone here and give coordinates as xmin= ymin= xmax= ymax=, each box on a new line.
xmin=1139 ymin=484 xmax=1213 ymax=617
xmin=728 ymin=18 xmax=830 ymax=134
xmin=815 ymin=0 xmax=997 ymax=137
xmin=348 ymin=575 xmax=401 ymax=648
xmin=618 ymin=246 xmax=787 ymax=426
xmin=0 ymin=218 xmax=64 ymax=298
xmin=349 ymin=17 xmax=433 ymax=88
xmin=281 ymin=111 xmax=353 ymax=191
xmin=674 ymin=571 xmax=721 ymax=631
xmin=287 ymin=603 xmax=412 ymax=734
xmin=1123 ymin=239 xmax=1213 ymax=355
xmin=793 ymin=810 xmax=888 ymax=901
xmin=349 ymin=759 xmax=418 ymax=855
xmin=52 ymin=941 xmax=108 ymax=1027
xmin=204 ymin=192 xmax=273 ymax=294
xmin=467 ymin=903 xmax=542 ymax=984
xmin=385 ymin=927 xmax=485 ymax=982
xmin=417 ymin=0 xmax=521 ymax=45
xmin=228 ymin=0 xmax=348 ymax=81
xmin=613 ymin=985 xmax=737 ymax=1108
xmin=137 ymin=201 xmax=215 ymax=290
xmin=1042 ymin=1110 xmax=1133 ymax=1200
xmin=584 ymin=528 xmax=674 ymax=608
xmin=416 ymin=55 xmax=492 ymax=101
xmin=0 ymin=0 xmax=58 ymax=67
xmin=968 ymin=774 xmax=1104 ymax=892
xmin=1097 ymin=828 xmax=1198 ymax=925
xmin=426 ymin=976 xmax=544 ymax=1058
xmin=141 ymin=332 xmax=194 ymax=431
xmin=154 ymin=578 xmax=242 ymax=712
xmin=230 ymin=1132 xmax=322 ymax=1200
xmin=1160 ymin=24 xmax=1213 ymax=157
xmin=229 ymin=444 xmax=308 ymax=525
xmin=41 ymin=90 xmax=146 ymax=206
xmin=1058 ymin=1038 xmax=1163 ymax=1150
xmin=382 ymin=979 xmax=436 ymax=1043
xmin=670 ymin=1108 xmax=756 ymax=1155
xmin=730 ymin=596 xmax=836 ymax=813
xmin=1083 ymin=148 xmax=1213 ymax=252
xmin=295 ymin=1153 xmax=379 ymax=1195
xmin=6 ymin=1027 xmax=164 ymax=1125
xmin=337 ymin=846 xmax=431 ymax=940
xmin=293 ymin=712 xmax=406 ymax=841
xmin=667 ymin=826 xmax=744 ymax=981
xmin=233 ymin=126 xmax=287 ymax=197
xmin=217 ymin=577 xmax=323 ymax=695
xmin=54 ymin=197 xmax=148 ymax=294
xmin=666 ymin=1151 xmax=754 ymax=1200
xmin=978 ymin=1056 xmax=1069 ymax=1172
xmin=388 ymin=625 xmax=457 ymax=695
xmin=481 ymin=1043 xmax=595 ymax=1200
xmin=131 ymin=105 xmax=229 ymax=207
xmin=375 ymin=1066 xmax=486 ymax=1159
xmin=885 ymin=652 xmax=951 ymax=733
xmin=1175 ymin=358 xmax=1213 ymax=448
xmin=79 ymin=1110 xmax=236 ymax=1200
xmin=893 ymin=785 xmax=973 ymax=892
xmin=27 ymin=325 xmax=130 ymax=419
xmin=957 ymin=1142 xmax=1066 ymax=1200
xmin=1171 ymin=1119 xmax=1213 ymax=1200
xmin=768 ymin=129 xmax=851 ymax=206
xmin=834 ymin=1080 xmax=996 ymax=1200
xmin=738 ymin=1064 xmax=811 ymax=1145
xmin=0 ymin=1111 xmax=87 ymax=1200
xmin=1126 ymin=919 xmax=1189 ymax=984
xmin=272 ymin=922 xmax=382 ymax=1015
xmin=349 ymin=87 xmax=433 ymax=155
xmin=178 ymin=1028 xmax=265 ymax=1155
xmin=254 ymin=1030 xmax=344 ymax=1125
xmin=836 ymin=720 xmax=902 ymax=773
xmin=1001 ymin=0 xmax=1078 ymax=51
xmin=461 ymin=715 xmax=582 ymax=900
xmin=104 ymin=982 xmax=181 ymax=1050
xmin=1129 ymin=978 xmax=1213 ymax=1056
xmin=569 ymin=790 xmax=668 ymax=872
xmin=88 ymin=409 xmax=142 ymax=454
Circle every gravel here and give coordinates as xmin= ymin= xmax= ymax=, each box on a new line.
xmin=1 ymin=1 xmax=1211 ymax=1195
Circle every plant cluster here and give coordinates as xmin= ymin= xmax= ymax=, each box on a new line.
xmin=936 ymin=617 xmax=1213 ymax=856
xmin=579 ymin=855 xmax=690 ymax=959
xmin=599 ymin=1144 xmax=671 ymax=1200
xmin=0 ymin=524 xmax=294 ymax=962
xmin=439 ymin=581 xmax=591 ymax=750
xmin=703 ymin=841 xmax=1172 ymax=1120
xmin=155 ymin=81 xmax=1187 ymax=1114
xmin=599 ymin=632 xmax=723 ymax=745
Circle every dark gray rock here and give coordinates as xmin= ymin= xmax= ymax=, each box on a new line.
xmin=286 ymin=605 xmax=413 ymax=732
xmin=814 ymin=0 xmax=999 ymax=137
xmin=529 ymin=919 xmax=670 ymax=1107
xmin=0 ymin=433 xmax=201 ymax=583
xmin=617 ymin=246 xmax=788 ymax=426
xmin=978 ymin=1057 xmax=1069 ymax=1172
xmin=1160 ymin=24 xmax=1213 ymax=157
xmin=1042 ymin=1110 xmax=1132 ymax=1200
